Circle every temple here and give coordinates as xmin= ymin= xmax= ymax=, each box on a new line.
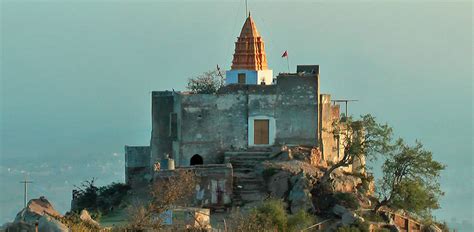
xmin=124 ymin=14 xmax=362 ymax=209
xmin=226 ymin=14 xmax=273 ymax=85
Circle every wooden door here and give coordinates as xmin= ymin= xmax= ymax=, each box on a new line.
xmin=254 ymin=119 xmax=269 ymax=144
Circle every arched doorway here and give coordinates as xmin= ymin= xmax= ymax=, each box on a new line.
xmin=190 ymin=154 xmax=203 ymax=165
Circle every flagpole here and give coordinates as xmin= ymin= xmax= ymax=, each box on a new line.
xmin=286 ymin=56 xmax=290 ymax=73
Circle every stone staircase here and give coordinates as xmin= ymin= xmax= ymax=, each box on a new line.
xmin=225 ymin=151 xmax=272 ymax=206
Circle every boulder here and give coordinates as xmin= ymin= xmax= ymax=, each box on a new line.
xmin=14 ymin=196 xmax=61 ymax=224
xmin=2 ymin=221 xmax=35 ymax=232
xmin=288 ymin=172 xmax=314 ymax=213
xmin=79 ymin=209 xmax=100 ymax=227
xmin=267 ymin=171 xmax=291 ymax=198
xmin=332 ymin=204 xmax=364 ymax=226
xmin=37 ymin=215 xmax=69 ymax=232
xmin=332 ymin=172 xmax=362 ymax=193
xmin=9 ymin=196 xmax=69 ymax=232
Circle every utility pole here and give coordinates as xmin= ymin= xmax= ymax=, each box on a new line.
xmin=331 ymin=99 xmax=358 ymax=117
xmin=20 ymin=177 xmax=33 ymax=208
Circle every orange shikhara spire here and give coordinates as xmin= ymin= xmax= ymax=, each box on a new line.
xmin=231 ymin=14 xmax=268 ymax=70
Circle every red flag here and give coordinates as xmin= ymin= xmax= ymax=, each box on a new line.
xmin=281 ymin=50 xmax=288 ymax=58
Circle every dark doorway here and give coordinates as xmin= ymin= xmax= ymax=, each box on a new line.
xmin=190 ymin=154 xmax=203 ymax=165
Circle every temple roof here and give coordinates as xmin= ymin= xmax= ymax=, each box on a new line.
xmin=239 ymin=14 xmax=261 ymax=38
xmin=231 ymin=14 xmax=268 ymax=70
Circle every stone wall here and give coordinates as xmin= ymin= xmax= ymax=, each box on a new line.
xmin=153 ymin=164 xmax=233 ymax=208
xmin=125 ymin=145 xmax=151 ymax=187
xmin=150 ymin=91 xmax=175 ymax=166
xmin=151 ymin=68 xmax=321 ymax=167
xmin=320 ymin=94 xmax=342 ymax=163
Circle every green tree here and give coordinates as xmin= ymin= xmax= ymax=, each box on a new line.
xmin=375 ymin=139 xmax=445 ymax=218
xmin=320 ymin=114 xmax=393 ymax=185
xmin=186 ymin=70 xmax=225 ymax=94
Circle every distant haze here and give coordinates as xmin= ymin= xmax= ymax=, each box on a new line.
xmin=1 ymin=0 xmax=472 ymax=231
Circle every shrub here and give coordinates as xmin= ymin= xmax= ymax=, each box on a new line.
xmin=73 ymin=179 xmax=130 ymax=216
xmin=361 ymin=211 xmax=385 ymax=223
xmin=336 ymin=219 xmax=370 ymax=232
xmin=226 ymin=199 xmax=316 ymax=232
xmin=187 ymin=70 xmax=224 ymax=94
xmin=287 ymin=210 xmax=315 ymax=231
xmin=251 ymin=199 xmax=288 ymax=231
xmin=334 ymin=192 xmax=360 ymax=210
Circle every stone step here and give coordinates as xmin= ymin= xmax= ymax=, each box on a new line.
xmin=226 ymin=151 xmax=271 ymax=155
xmin=233 ymin=173 xmax=262 ymax=179
xmin=231 ymin=160 xmax=261 ymax=164
xmin=234 ymin=183 xmax=265 ymax=191
xmin=233 ymin=167 xmax=257 ymax=173
xmin=240 ymin=192 xmax=265 ymax=202
xmin=230 ymin=158 xmax=269 ymax=163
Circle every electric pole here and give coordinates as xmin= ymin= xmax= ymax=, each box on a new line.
xmin=20 ymin=177 xmax=33 ymax=208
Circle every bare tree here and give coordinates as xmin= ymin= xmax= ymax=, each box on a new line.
xmin=186 ymin=70 xmax=225 ymax=94
xmin=127 ymin=170 xmax=197 ymax=230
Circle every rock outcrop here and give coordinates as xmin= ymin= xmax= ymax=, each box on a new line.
xmin=332 ymin=204 xmax=364 ymax=226
xmin=5 ymin=196 xmax=69 ymax=232
xmin=79 ymin=209 xmax=100 ymax=227
xmin=288 ymin=172 xmax=314 ymax=213
xmin=331 ymin=170 xmax=362 ymax=193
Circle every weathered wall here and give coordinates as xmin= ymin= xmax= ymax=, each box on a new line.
xmin=151 ymin=66 xmax=321 ymax=168
xmin=275 ymin=74 xmax=319 ymax=146
xmin=150 ymin=91 xmax=175 ymax=167
xmin=320 ymin=94 xmax=336 ymax=162
xmin=178 ymin=93 xmax=248 ymax=166
xmin=125 ymin=145 xmax=151 ymax=187
xmin=153 ymin=164 xmax=233 ymax=208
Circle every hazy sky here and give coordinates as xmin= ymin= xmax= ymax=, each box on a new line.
xmin=1 ymin=0 xmax=472 ymax=230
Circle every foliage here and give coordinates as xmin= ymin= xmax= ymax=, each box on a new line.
xmin=361 ymin=211 xmax=385 ymax=223
xmin=375 ymin=139 xmax=445 ymax=218
xmin=186 ymin=70 xmax=225 ymax=94
xmin=225 ymin=209 xmax=265 ymax=232
xmin=250 ymin=199 xmax=288 ymax=231
xmin=73 ymin=179 xmax=130 ymax=216
xmin=358 ymin=174 xmax=374 ymax=195
xmin=321 ymin=114 xmax=393 ymax=185
xmin=312 ymin=190 xmax=360 ymax=213
xmin=126 ymin=170 xmax=197 ymax=230
xmin=333 ymin=192 xmax=360 ymax=210
xmin=56 ymin=212 xmax=104 ymax=232
xmin=73 ymin=178 xmax=99 ymax=213
xmin=226 ymin=199 xmax=315 ymax=232
xmin=287 ymin=210 xmax=315 ymax=231
xmin=336 ymin=219 xmax=370 ymax=232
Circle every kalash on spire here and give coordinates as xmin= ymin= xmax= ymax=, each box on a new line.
xmin=226 ymin=13 xmax=273 ymax=85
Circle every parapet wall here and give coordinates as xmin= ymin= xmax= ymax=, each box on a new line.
xmin=153 ymin=164 xmax=233 ymax=208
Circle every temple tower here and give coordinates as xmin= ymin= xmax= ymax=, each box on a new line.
xmin=226 ymin=14 xmax=273 ymax=85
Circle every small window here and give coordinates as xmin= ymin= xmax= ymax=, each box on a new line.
xmin=238 ymin=73 xmax=246 ymax=84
